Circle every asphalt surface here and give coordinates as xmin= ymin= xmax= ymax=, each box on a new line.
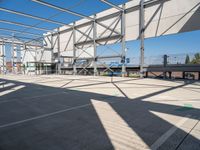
xmin=0 ymin=75 xmax=199 ymax=150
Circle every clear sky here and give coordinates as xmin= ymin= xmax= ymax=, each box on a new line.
xmin=0 ymin=0 xmax=200 ymax=63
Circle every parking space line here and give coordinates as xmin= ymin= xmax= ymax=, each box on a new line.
xmin=0 ymin=91 xmax=69 ymax=104
xmin=0 ymin=103 xmax=91 ymax=129
xmin=0 ymin=93 xmax=119 ymax=129
xmin=0 ymin=85 xmax=25 ymax=97
xmin=150 ymin=115 xmax=190 ymax=150
xmin=175 ymin=119 xmax=199 ymax=150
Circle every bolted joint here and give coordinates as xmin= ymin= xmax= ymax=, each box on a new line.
xmin=121 ymin=56 xmax=126 ymax=63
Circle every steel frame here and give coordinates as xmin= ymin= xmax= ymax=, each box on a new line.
xmin=0 ymin=7 xmax=68 ymax=26
xmin=0 ymin=27 xmax=42 ymax=37
xmin=33 ymin=0 xmax=151 ymax=76
xmin=140 ymin=0 xmax=145 ymax=78
xmin=35 ymin=0 xmax=125 ymax=75
xmin=31 ymin=0 xmax=128 ymax=76
xmin=0 ymin=19 xmax=52 ymax=32
xmin=0 ymin=0 xmax=158 ymax=76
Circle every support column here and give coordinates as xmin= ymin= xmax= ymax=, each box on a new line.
xmin=22 ymin=44 xmax=26 ymax=74
xmin=35 ymin=46 xmax=38 ymax=75
xmin=140 ymin=0 xmax=145 ymax=78
xmin=57 ymin=28 xmax=61 ymax=75
xmin=2 ymin=42 xmax=5 ymax=74
xmin=93 ymin=15 xmax=98 ymax=76
xmin=163 ymin=54 xmax=168 ymax=79
xmin=73 ymin=22 xmax=77 ymax=75
xmin=121 ymin=4 xmax=126 ymax=77
xmin=11 ymin=33 xmax=14 ymax=74
xmin=50 ymin=34 xmax=54 ymax=74
xmin=50 ymin=33 xmax=54 ymax=70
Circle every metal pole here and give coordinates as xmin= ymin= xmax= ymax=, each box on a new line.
xmin=140 ymin=0 xmax=145 ymax=78
xmin=23 ymin=44 xmax=26 ymax=75
xmin=2 ymin=41 xmax=5 ymax=74
xmin=50 ymin=34 xmax=54 ymax=74
xmin=93 ymin=15 xmax=98 ymax=76
xmin=57 ymin=28 xmax=61 ymax=75
xmin=121 ymin=4 xmax=126 ymax=77
xmin=13 ymin=45 xmax=18 ymax=74
xmin=35 ymin=49 xmax=38 ymax=75
xmin=73 ymin=22 xmax=77 ymax=75
xmin=11 ymin=33 xmax=14 ymax=74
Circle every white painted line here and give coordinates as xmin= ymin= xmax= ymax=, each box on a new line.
xmin=0 ymin=83 xmax=15 ymax=88
xmin=0 ymin=103 xmax=91 ymax=129
xmin=150 ymin=115 xmax=190 ymax=150
xmin=0 ymin=85 xmax=25 ymax=97
xmin=0 ymin=91 xmax=68 ymax=104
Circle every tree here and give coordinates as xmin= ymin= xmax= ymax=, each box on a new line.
xmin=185 ymin=54 xmax=190 ymax=64
xmin=191 ymin=53 xmax=200 ymax=64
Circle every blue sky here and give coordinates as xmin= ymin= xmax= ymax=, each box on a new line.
xmin=127 ymin=30 xmax=200 ymax=56
xmin=0 ymin=0 xmax=200 ymax=63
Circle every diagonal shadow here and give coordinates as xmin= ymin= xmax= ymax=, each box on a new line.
xmin=0 ymin=77 xmax=199 ymax=149
xmin=161 ymin=3 xmax=200 ymax=35
xmin=179 ymin=6 xmax=200 ymax=33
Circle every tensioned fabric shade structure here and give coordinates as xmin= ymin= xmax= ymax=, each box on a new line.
xmin=30 ymin=0 xmax=200 ymax=77
xmin=0 ymin=0 xmax=200 ymax=77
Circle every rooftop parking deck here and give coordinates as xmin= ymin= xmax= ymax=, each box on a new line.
xmin=0 ymin=75 xmax=200 ymax=150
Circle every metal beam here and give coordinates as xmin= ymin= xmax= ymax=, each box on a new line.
xmin=11 ymin=34 xmax=14 ymax=73
xmin=57 ymin=28 xmax=61 ymax=74
xmin=140 ymin=0 xmax=145 ymax=78
xmin=0 ymin=19 xmax=52 ymax=32
xmin=0 ymin=27 xmax=42 ymax=37
xmin=93 ymin=15 xmax=97 ymax=76
xmin=33 ymin=0 xmax=123 ymax=38
xmin=0 ymin=33 xmax=40 ymax=41
xmin=37 ymin=0 xmax=163 ymax=37
xmin=49 ymin=0 xmax=157 ymax=36
xmin=100 ymin=0 xmax=124 ymax=11
xmin=73 ymin=22 xmax=77 ymax=75
xmin=0 ymin=32 xmax=44 ymax=45
xmin=32 ymin=0 xmax=94 ymax=21
xmin=50 ymin=34 xmax=54 ymax=63
xmin=75 ymin=34 xmax=122 ymax=47
xmin=0 ymin=38 xmax=43 ymax=47
xmin=76 ymin=55 xmax=121 ymax=60
xmin=0 ymin=7 xmax=70 ymax=26
xmin=121 ymin=4 xmax=126 ymax=77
